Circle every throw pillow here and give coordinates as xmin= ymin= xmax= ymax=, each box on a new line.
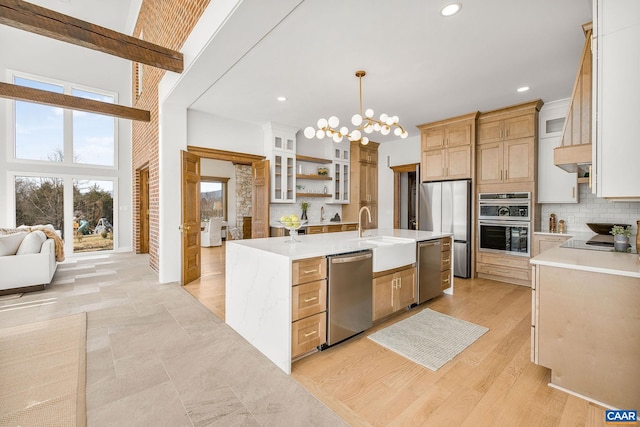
xmin=16 ymin=230 xmax=47 ymax=255
xmin=0 ymin=232 xmax=28 ymax=256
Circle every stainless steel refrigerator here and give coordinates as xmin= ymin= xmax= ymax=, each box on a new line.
xmin=418 ymin=179 xmax=471 ymax=278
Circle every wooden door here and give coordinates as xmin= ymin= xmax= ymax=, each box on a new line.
xmin=252 ymin=159 xmax=270 ymax=238
xmin=504 ymin=114 xmax=535 ymax=140
xmin=445 ymin=145 xmax=471 ymax=179
xmin=422 ymin=150 xmax=444 ymax=181
xmin=477 ymin=118 xmax=503 ymax=144
xmin=446 ymin=123 xmax=471 ymax=147
xmin=477 ymin=142 xmax=503 ymax=184
xmin=422 ymin=127 xmax=445 ymax=150
xmin=373 ymin=273 xmax=394 ymax=321
xmin=181 ymin=151 xmax=201 ymax=285
xmin=504 ymin=139 xmax=533 ymax=182
xmin=138 ymin=167 xmax=149 ymax=253
xmin=396 ymin=267 xmax=417 ymax=308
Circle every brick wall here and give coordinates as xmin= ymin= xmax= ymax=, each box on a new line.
xmin=131 ymin=0 xmax=210 ymax=272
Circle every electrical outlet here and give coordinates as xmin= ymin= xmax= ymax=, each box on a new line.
xmin=568 ymin=215 xmax=575 ymax=223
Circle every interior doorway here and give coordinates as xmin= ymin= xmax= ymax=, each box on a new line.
xmin=392 ymin=164 xmax=419 ymax=230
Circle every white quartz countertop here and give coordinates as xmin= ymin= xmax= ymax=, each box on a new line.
xmin=228 ymin=229 xmax=451 ymax=261
xmin=533 ymin=231 xmax=575 ymax=236
xmin=269 ymin=221 xmax=357 ymax=228
xmin=530 ymin=235 xmax=640 ymax=278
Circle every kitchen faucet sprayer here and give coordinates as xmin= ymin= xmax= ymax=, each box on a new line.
xmin=358 ymin=206 xmax=371 ymax=238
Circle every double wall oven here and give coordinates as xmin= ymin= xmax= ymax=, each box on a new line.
xmin=478 ymin=192 xmax=531 ymax=257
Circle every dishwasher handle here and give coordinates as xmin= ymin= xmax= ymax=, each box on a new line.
xmin=419 ymin=240 xmax=441 ymax=248
xmin=330 ymin=252 xmax=372 ymax=264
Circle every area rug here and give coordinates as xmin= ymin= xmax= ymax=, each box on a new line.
xmin=0 ymin=313 xmax=87 ymax=426
xmin=368 ymin=308 xmax=488 ymax=371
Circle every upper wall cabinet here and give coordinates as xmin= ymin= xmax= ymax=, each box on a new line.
xmin=264 ymin=123 xmax=297 ymax=203
xmin=418 ymin=112 xmax=478 ymax=182
xmin=593 ymin=0 xmax=640 ymax=199
xmin=538 ymin=99 xmax=579 ymax=204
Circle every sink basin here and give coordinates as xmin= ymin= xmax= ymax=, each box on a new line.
xmin=355 ymin=236 xmax=416 ymax=272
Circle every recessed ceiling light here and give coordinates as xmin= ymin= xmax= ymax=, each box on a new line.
xmin=441 ymin=3 xmax=462 ymax=17
xmin=277 ymin=96 xmax=287 ymax=102
xmin=517 ymin=86 xmax=530 ymax=93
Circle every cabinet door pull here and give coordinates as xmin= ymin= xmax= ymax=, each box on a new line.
xmin=303 ymin=296 xmax=318 ymax=303
xmin=443 ymin=258 xmax=451 ymax=263
xmin=572 ymin=186 xmax=575 ymax=199
xmin=303 ymin=330 xmax=317 ymax=338
xmin=303 ymin=269 xmax=318 ymax=274
xmin=443 ymin=241 xmax=451 ymax=247
xmin=505 ymin=170 xmax=508 ymax=180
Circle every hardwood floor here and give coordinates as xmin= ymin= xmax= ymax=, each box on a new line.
xmin=186 ymin=244 xmax=613 ymax=427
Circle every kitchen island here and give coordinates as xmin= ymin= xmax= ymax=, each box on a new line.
xmin=226 ymin=229 xmax=452 ymax=374
xmin=530 ymin=242 xmax=640 ymax=410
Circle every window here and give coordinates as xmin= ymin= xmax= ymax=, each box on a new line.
xmin=201 ymin=178 xmax=229 ymax=221
xmin=15 ymin=176 xmax=64 ymax=232
xmin=73 ymin=179 xmax=114 ymax=252
xmin=12 ymin=73 xmax=117 ymax=167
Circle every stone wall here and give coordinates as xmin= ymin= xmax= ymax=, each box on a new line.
xmin=234 ymin=164 xmax=252 ymax=237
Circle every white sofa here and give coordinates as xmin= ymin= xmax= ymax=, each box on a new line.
xmin=0 ymin=232 xmax=58 ymax=293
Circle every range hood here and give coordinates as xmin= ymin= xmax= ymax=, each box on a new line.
xmin=553 ymin=23 xmax=593 ymax=173
xmin=554 ymin=143 xmax=592 ymax=173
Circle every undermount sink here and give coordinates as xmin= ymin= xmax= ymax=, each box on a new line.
xmin=355 ymin=236 xmax=416 ymax=272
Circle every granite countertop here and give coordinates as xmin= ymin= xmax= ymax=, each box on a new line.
xmin=228 ymin=228 xmax=452 ymax=261
xmin=530 ymin=234 xmax=640 ymax=278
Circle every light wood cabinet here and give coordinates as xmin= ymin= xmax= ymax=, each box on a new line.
xmin=476 ymin=252 xmax=531 ymax=287
xmin=418 ymin=112 xmax=478 ymax=182
xmin=343 ymin=141 xmax=379 ymax=229
xmin=531 ymin=234 xmax=571 ymax=257
xmin=477 ymin=138 xmax=534 ymax=184
xmin=477 ymin=113 xmax=535 ymax=144
xmin=291 ymin=256 xmax=327 ymax=358
xmin=373 ymin=265 xmax=416 ymax=322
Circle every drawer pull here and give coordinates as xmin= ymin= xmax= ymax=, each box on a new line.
xmin=303 ymin=296 xmax=318 ymax=303
xmin=443 ymin=242 xmax=451 ymax=247
xmin=303 ymin=269 xmax=318 ymax=274
xmin=443 ymin=258 xmax=450 ymax=263
xmin=443 ymin=278 xmax=450 ymax=283
xmin=303 ymin=330 xmax=317 ymax=338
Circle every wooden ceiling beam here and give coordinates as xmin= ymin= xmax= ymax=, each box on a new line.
xmin=0 ymin=0 xmax=183 ymax=73
xmin=0 ymin=82 xmax=151 ymax=122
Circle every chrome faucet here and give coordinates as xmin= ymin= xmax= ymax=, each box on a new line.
xmin=320 ymin=206 xmax=325 ymax=222
xmin=358 ymin=206 xmax=371 ymax=238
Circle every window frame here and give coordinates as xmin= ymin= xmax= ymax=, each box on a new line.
xmin=8 ymin=70 xmax=119 ymax=170
xmin=200 ymin=176 xmax=229 ymax=221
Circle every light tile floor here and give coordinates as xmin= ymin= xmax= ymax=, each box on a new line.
xmin=0 ymin=252 xmax=346 ymax=426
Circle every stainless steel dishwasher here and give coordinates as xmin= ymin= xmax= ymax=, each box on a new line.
xmin=325 ymin=250 xmax=373 ymax=346
xmin=417 ymin=240 xmax=442 ymax=304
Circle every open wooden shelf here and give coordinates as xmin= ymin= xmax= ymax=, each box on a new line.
xmin=296 ymin=154 xmax=332 ymax=164
xmin=296 ymin=174 xmax=331 ymax=181
xmin=296 ymin=193 xmax=331 ymax=198
xmin=577 ymin=177 xmax=589 ymax=184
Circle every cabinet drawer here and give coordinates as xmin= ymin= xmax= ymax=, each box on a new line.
xmin=306 ymin=226 xmax=325 ymax=235
xmin=341 ymin=223 xmax=358 ymax=231
xmin=292 ymin=257 xmax=326 ymax=285
xmin=477 ymin=263 xmax=531 ymax=281
xmin=291 ymin=312 xmax=326 ymax=358
xmin=441 ymin=237 xmax=452 ymax=252
xmin=441 ymin=270 xmax=452 ymax=290
xmin=441 ymin=250 xmax=451 ymax=271
xmin=292 ymin=279 xmax=327 ymax=321
xmin=476 ymin=252 xmax=529 ymax=269
xmin=326 ymin=225 xmax=342 ymax=233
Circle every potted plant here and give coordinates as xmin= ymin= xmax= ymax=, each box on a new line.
xmin=610 ymin=225 xmax=632 ymax=250
xmin=300 ymin=201 xmax=310 ymax=220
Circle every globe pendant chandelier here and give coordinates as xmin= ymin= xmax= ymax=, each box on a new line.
xmin=303 ymin=70 xmax=408 ymax=145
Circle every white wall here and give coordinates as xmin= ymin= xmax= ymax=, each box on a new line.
xmin=377 ymin=136 xmax=421 ymax=229
xmin=187 ymin=110 xmax=264 ymax=156
xmin=0 ymin=25 xmax=133 ymax=252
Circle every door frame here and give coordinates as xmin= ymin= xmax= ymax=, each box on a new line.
xmin=138 ymin=166 xmax=150 ymax=254
xmin=391 ymin=163 xmax=419 ymax=229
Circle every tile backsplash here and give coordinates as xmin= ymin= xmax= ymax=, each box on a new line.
xmin=541 ymin=185 xmax=640 ymax=234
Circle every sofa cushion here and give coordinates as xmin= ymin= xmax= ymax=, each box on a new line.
xmin=16 ymin=231 xmax=47 ymax=255
xmin=0 ymin=232 xmax=28 ymax=256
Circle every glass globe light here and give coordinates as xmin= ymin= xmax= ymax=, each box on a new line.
xmin=381 ymin=126 xmax=390 ymax=135
xmin=317 ymin=118 xmax=328 ymax=129
xmin=351 ymin=114 xmax=363 ymax=126
xmin=386 ymin=117 xmax=395 ymax=126
xmin=379 ymin=113 xmax=388 ymax=122
xmin=316 ymin=129 xmax=325 ymax=139
xmin=365 ymin=108 xmax=374 ymax=118
xmin=333 ymin=134 xmax=343 ymax=143
xmin=401 ymin=131 xmax=408 ymax=138
xmin=364 ymin=124 xmax=374 ymax=134
xmin=392 ymin=115 xmax=399 ymax=123
xmin=328 ymin=116 xmax=340 ymax=128
xmin=340 ymin=126 xmax=349 ymax=136
xmin=304 ymin=127 xmax=315 ymax=139
xmin=373 ymin=123 xmax=381 ymax=132
xmin=394 ymin=127 xmax=402 ymax=136
xmin=350 ymin=129 xmax=361 ymax=141
xmin=326 ymin=129 xmax=333 ymax=137
xmin=361 ymin=137 xmax=370 ymax=145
